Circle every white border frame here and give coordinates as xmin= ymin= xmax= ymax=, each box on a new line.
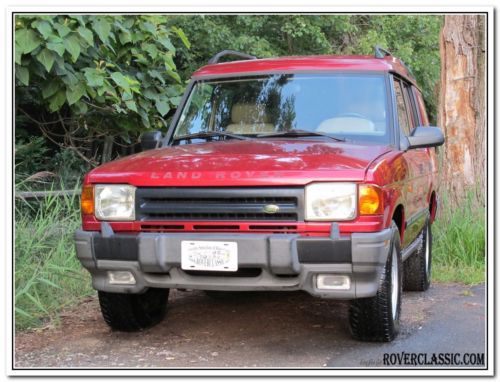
xmin=3 ymin=4 xmax=495 ymax=378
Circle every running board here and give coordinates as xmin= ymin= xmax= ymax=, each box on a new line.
xmin=401 ymin=236 xmax=423 ymax=262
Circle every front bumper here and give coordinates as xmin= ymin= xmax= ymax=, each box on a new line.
xmin=75 ymin=225 xmax=393 ymax=299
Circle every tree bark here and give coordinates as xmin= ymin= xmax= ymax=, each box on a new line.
xmin=438 ymin=15 xmax=486 ymax=204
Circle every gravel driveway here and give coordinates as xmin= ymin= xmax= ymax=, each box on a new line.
xmin=14 ymin=283 xmax=486 ymax=369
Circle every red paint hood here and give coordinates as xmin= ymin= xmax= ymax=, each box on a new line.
xmin=86 ymin=139 xmax=392 ymax=187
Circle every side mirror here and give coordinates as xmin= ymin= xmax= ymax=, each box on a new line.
xmin=407 ymin=126 xmax=445 ymax=150
xmin=140 ymin=131 xmax=163 ymax=151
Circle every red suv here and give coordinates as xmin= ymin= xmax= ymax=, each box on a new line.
xmin=76 ymin=48 xmax=444 ymax=342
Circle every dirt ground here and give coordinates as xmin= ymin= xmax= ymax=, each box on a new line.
xmin=14 ymin=283 xmax=486 ymax=369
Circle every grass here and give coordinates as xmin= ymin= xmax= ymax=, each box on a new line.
xmin=13 ymin=187 xmax=486 ymax=330
xmin=432 ymin=193 xmax=486 ymax=285
xmin=14 ymin=188 xmax=94 ymax=330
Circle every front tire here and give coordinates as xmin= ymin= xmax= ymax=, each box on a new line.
xmin=403 ymin=219 xmax=432 ymax=291
xmin=98 ymin=288 xmax=169 ymax=332
xmin=349 ymin=222 xmax=402 ymax=342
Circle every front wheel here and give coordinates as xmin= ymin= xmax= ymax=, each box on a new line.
xmin=98 ymin=288 xmax=169 ymax=332
xmin=349 ymin=222 xmax=402 ymax=342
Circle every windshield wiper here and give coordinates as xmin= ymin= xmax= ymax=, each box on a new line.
xmin=173 ymin=131 xmax=252 ymax=142
xmin=256 ymin=129 xmax=346 ymax=142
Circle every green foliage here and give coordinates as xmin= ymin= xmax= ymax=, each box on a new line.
xmin=169 ymin=15 xmax=442 ymax=123
xmin=15 ymin=15 xmax=189 ymax=140
xmin=432 ymin=193 xmax=485 ymax=285
xmin=15 ymin=188 xmax=94 ymax=330
xmin=15 ymin=137 xmax=90 ymax=190
xmin=15 ymin=137 xmax=50 ymax=183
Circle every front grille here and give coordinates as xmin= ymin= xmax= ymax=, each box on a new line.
xmin=136 ymin=187 xmax=304 ymax=221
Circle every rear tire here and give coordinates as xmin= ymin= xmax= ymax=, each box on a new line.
xmin=98 ymin=288 xmax=169 ymax=332
xmin=349 ymin=222 xmax=402 ymax=342
xmin=403 ymin=219 xmax=432 ymax=291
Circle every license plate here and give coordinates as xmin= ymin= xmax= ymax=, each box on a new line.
xmin=181 ymin=241 xmax=238 ymax=271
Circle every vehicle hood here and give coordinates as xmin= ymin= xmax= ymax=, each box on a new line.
xmin=87 ymin=139 xmax=392 ymax=187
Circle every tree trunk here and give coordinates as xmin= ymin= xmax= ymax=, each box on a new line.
xmin=438 ymin=15 xmax=486 ymax=204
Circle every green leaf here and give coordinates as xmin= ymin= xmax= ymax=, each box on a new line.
xmin=16 ymin=66 xmax=29 ymax=86
xmin=141 ymin=21 xmax=157 ymax=35
xmin=66 ymin=82 xmax=86 ymax=105
xmin=63 ymin=35 xmax=81 ymax=62
xmin=33 ymin=20 xmax=53 ymax=40
xmin=172 ymin=26 xmax=191 ymax=49
xmin=148 ymin=69 xmax=165 ymax=85
xmin=37 ymin=277 xmax=62 ymax=289
xmin=166 ymin=69 xmax=181 ymax=84
xmin=15 ymin=28 xmax=42 ymax=54
xmin=14 ymin=43 xmax=22 ymax=65
xmin=142 ymin=43 xmax=158 ymax=59
xmin=54 ymin=23 xmax=71 ymax=38
xmin=48 ymin=89 xmax=66 ymax=112
xmin=144 ymin=87 xmax=160 ymax=101
xmin=73 ymin=101 xmax=89 ymax=114
xmin=163 ymin=52 xmax=176 ymax=71
xmin=83 ymin=68 xmax=104 ymax=87
xmin=121 ymin=91 xmax=133 ymax=101
xmin=15 ymin=307 xmax=33 ymax=319
xmin=125 ymin=100 xmax=138 ymax=112
xmin=73 ymin=15 xmax=86 ymax=27
xmin=46 ymin=41 xmax=65 ymax=57
xmin=132 ymin=53 xmax=148 ymax=65
xmin=77 ymin=26 xmax=93 ymax=46
xmin=36 ymin=48 xmax=56 ymax=72
xmin=157 ymin=35 xmax=175 ymax=52
xmin=170 ymin=96 xmax=182 ymax=106
xmin=92 ymin=18 xmax=111 ymax=43
xmin=41 ymin=80 xmax=61 ymax=99
xmin=155 ymin=99 xmax=170 ymax=116
xmin=118 ymin=31 xmax=131 ymax=44
xmin=61 ymin=70 xmax=79 ymax=86
xmin=110 ymin=72 xmax=131 ymax=93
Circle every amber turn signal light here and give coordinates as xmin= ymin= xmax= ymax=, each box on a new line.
xmin=359 ymin=185 xmax=384 ymax=215
xmin=81 ymin=185 xmax=94 ymax=215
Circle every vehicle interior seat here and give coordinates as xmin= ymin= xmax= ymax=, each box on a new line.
xmin=225 ymin=104 xmax=275 ymax=134
xmin=316 ymin=98 xmax=387 ymax=135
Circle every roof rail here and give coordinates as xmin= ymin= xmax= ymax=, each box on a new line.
xmin=374 ymin=45 xmax=415 ymax=79
xmin=374 ymin=45 xmax=392 ymax=59
xmin=207 ymin=50 xmax=257 ymax=65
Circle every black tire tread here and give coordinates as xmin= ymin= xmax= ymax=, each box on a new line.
xmin=98 ymin=288 xmax=169 ymax=332
xmin=403 ymin=220 xmax=432 ymax=292
xmin=349 ymin=222 xmax=402 ymax=342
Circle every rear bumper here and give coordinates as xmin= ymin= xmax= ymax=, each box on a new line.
xmin=75 ymin=226 xmax=393 ymax=299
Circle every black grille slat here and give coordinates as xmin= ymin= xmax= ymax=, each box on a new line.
xmin=139 ymin=202 xmax=298 ymax=215
xmin=136 ymin=187 xmax=304 ymax=222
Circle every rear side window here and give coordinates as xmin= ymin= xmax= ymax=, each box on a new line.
xmin=394 ymin=79 xmax=412 ymax=136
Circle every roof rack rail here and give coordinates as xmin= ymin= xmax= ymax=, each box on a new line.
xmin=374 ymin=45 xmax=392 ymax=59
xmin=374 ymin=45 xmax=416 ymax=80
xmin=207 ymin=50 xmax=257 ymax=65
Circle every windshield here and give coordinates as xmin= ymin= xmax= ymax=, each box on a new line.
xmin=173 ymin=73 xmax=389 ymax=144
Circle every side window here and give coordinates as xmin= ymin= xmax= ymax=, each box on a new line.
xmin=394 ymin=79 xmax=411 ymax=136
xmin=413 ymin=88 xmax=430 ymax=126
xmin=403 ymin=82 xmax=418 ymax=130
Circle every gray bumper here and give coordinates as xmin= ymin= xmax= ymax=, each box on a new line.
xmin=75 ymin=227 xmax=393 ymax=299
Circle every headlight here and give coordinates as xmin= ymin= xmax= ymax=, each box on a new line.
xmin=94 ymin=184 xmax=136 ymax=221
xmin=305 ymin=183 xmax=356 ymax=221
